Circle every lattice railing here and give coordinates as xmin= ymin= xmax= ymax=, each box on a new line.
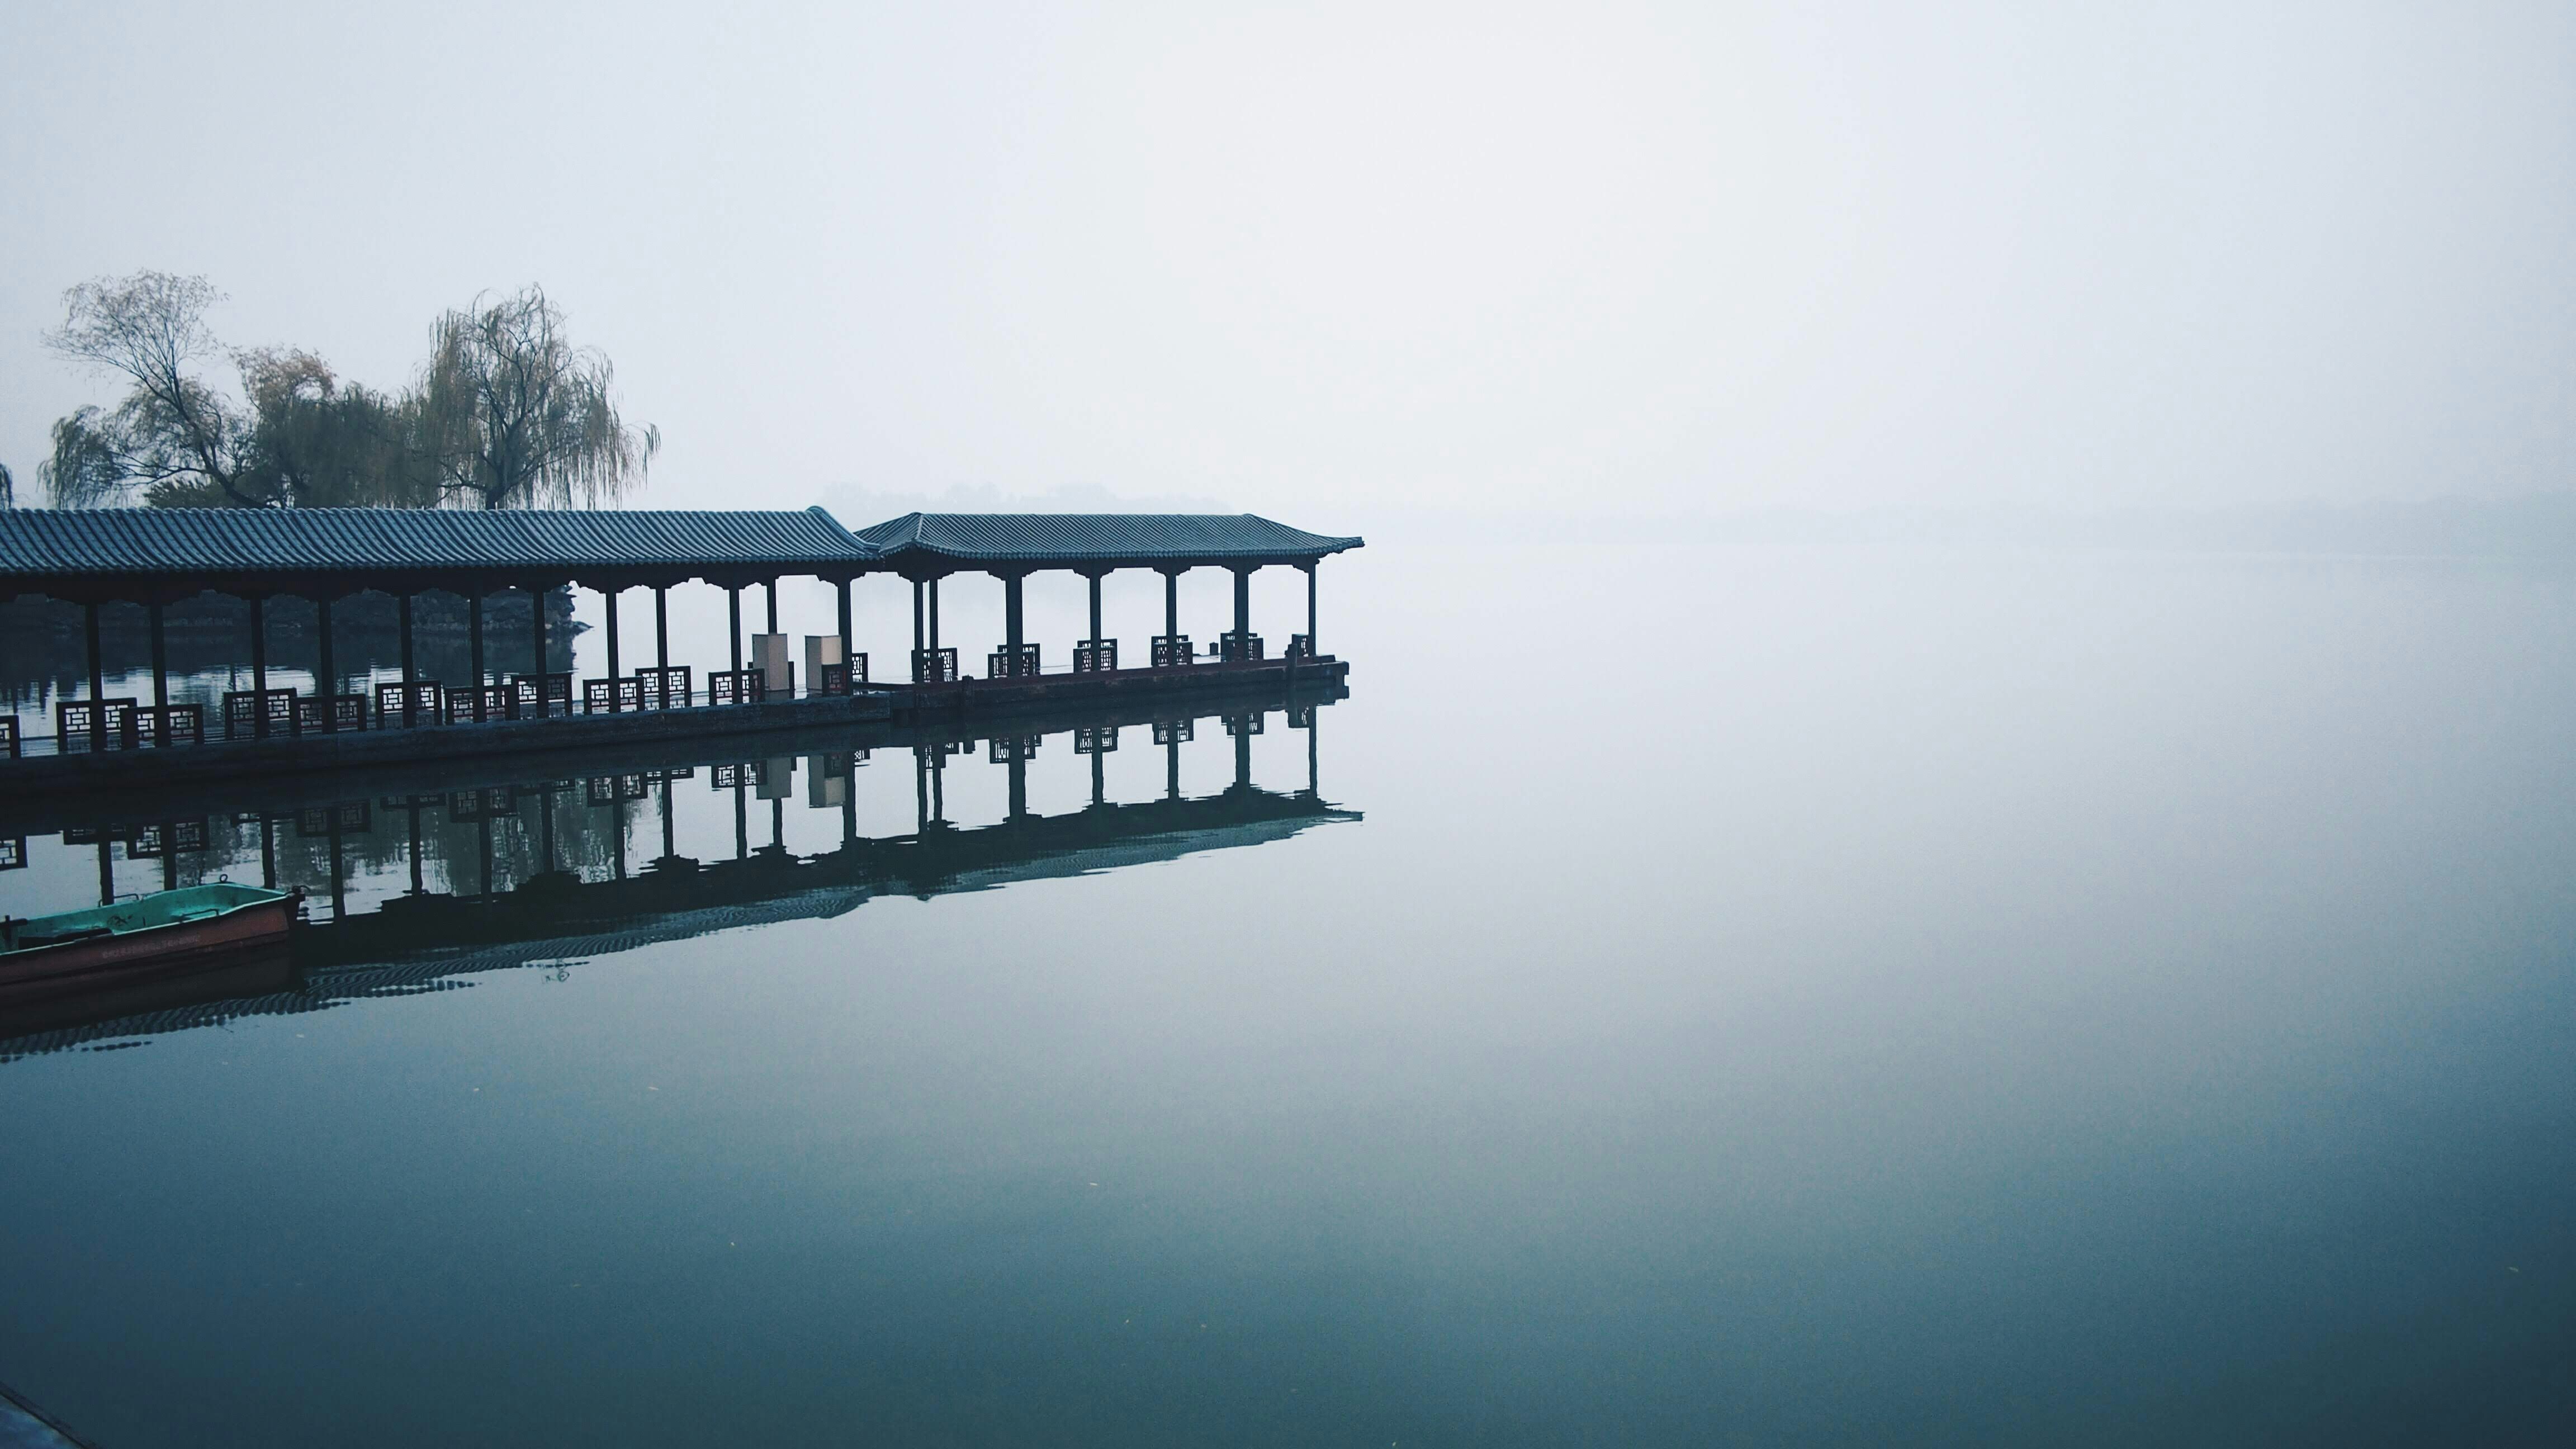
xmin=128 ymin=820 xmax=209 ymax=858
xmin=586 ymin=774 xmax=652 ymax=806
xmin=139 ymin=703 xmax=203 ymax=747
xmin=446 ymin=785 xmax=516 ymax=820
xmin=707 ymin=669 xmax=765 ymax=707
xmin=57 ymin=698 xmax=139 ymax=752
xmin=987 ymin=644 xmax=1041 ymax=680
xmin=223 ymin=689 xmax=299 ymax=740
xmin=376 ymin=681 xmax=445 ymax=728
xmin=634 ymin=666 xmax=692 ymax=709
xmin=297 ymin=801 xmax=371 ymax=837
xmin=511 ymin=673 xmax=574 ymax=716
xmin=444 ymin=684 xmax=514 ymax=724
xmin=583 ymin=678 xmax=647 ymax=713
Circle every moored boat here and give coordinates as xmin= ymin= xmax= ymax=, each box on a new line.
xmin=1 ymin=883 xmax=301 ymax=1009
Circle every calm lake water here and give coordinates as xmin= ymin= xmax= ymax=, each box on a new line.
xmin=3 ymin=538 xmax=2573 ymax=1446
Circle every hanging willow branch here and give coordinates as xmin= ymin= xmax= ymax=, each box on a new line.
xmin=415 ymin=285 xmax=660 ymax=510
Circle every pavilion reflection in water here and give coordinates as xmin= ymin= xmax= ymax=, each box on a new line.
xmin=0 ymin=680 xmax=1352 ymax=1059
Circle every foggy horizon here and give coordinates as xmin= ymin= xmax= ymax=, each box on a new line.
xmin=7 ymin=2 xmax=2572 ymax=522
xmin=8 ymin=8 xmax=2576 ymax=1444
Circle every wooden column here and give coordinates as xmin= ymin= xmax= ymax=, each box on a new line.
xmin=837 ymin=578 xmax=853 ymax=658
xmin=528 ymin=587 xmax=547 ymax=718
xmin=605 ymin=586 xmax=622 ymax=683
xmin=1305 ymin=563 xmax=1318 ymax=654
xmin=765 ymin=580 xmax=779 ymax=698
xmin=1003 ymin=573 xmax=1024 ymax=675
xmin=148 ymin=600 xmax=168 ymax=707
xmin=249 ymin=595 xmax=269 ymax=737
xmin=728 ymin=586 xmax=742 ymax=675
xmin=397 ymin=594 xmax=415 ymax=684
xmin=1087 ymin=573 xmax=1103 ymax=654
xmin=655 ymin=586 xmax=670 ymax=669
xmin=1163 ymin=570 xmax=1180 ymax=657
xmin=316 ymin=595 xmax=337 ymax=730
xmin=468 ymin=592 xmax=485 ymax=689
xmin=83 ymin=601 xmax=103 ymax=703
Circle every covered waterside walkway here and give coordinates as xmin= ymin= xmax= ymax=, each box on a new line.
xmin=0 ymin=506 xmax=1359 ymax=763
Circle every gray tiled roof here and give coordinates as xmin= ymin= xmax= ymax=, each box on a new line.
xmin=0 ymin=505 xmax=1362 ymax=600
xmin=854 ymin=513 xmax=1362 ymax=568
xmin=0 ymin=506 xmax=876 ymax=592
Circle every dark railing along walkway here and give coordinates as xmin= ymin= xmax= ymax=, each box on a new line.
xmin=7 ymin=662 xmax=890 ymax=758
xmin=7 ymin=629 xmax=1338 ymax=759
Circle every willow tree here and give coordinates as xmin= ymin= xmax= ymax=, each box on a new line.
xmin=414 ymin=286 xmax=659 ymax=510
xmin=236 ymin=348 xmax=435 ymax=508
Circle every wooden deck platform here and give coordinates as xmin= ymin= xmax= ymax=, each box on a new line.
xmin=0 ymin=655 xmax=1346 ymax=806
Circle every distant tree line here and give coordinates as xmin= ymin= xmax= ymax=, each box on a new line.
xmin=34 ymin=272 xmax=658 ymax=510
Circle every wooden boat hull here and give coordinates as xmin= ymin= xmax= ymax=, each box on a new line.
xmin=0 ymin=893 xmax=300 ymax=1011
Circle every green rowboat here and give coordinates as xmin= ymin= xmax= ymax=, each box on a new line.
xmin=1 ymin=883 xmax=300 ymax=1008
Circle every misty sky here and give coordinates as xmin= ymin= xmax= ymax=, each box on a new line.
xmin=3 ymin=1 xmax=2570 ymax=519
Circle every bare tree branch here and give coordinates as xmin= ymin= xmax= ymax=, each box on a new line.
xmin=39 ymin=271 xmax=263 ymax=507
